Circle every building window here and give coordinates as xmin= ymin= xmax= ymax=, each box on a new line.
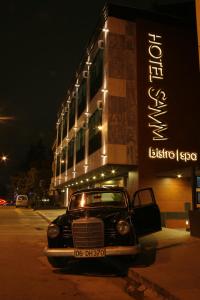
xmin=69 ymin=98 xmax=76 ymax=130
xmin=78 ymin=79 xmax=87 ymax=118
xmin=76 ymin=128 xmax=85 ymax=163
xmin=67 ymin=138 xmax=74 ymax=169
xmin=88 ymin=109 xmax=102 ymax=155
xmin=62 ymin=113 xmax=67 ymax=139
xmin=61 ymin=147 xmax=66 ymax=174
xmin=56 ymin=155 xmax=60 ymax=177
xmin=57 ymin=123 xmax=62 ymax=147
xmin=90 ymin=49 xmax=103 ymax=100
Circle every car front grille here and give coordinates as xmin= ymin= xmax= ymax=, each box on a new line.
xmin=72 ymin=217 xmax=104 ymax=248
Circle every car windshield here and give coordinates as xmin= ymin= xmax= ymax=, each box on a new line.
xmin=69 ymin=191 xmax=127 ymax=210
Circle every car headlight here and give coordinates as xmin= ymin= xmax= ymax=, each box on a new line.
xmin=116 ymin=220 xmax=130 ymax=236
xmin=47 ymin=223 xmax=60 ymax=238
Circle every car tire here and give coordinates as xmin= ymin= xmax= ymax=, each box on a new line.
xmin=47 ymin=257 xmax=68 ymax=268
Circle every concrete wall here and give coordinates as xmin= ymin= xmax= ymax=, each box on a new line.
xmin=106 ymin=17 xmax=138 ymax=166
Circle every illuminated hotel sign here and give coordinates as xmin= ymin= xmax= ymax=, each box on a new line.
xmin=149 ymin=147 xmax=198 ymax=162
xmin=147 ymin=33 xmax=198 ymax=162
xmin=148 ymin=33 xmax=168 ymax=141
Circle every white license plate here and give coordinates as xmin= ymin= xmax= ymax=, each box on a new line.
xmin=74 ymin=248 xmax=106 ymax=258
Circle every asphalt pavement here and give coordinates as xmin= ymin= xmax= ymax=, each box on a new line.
xmin=35 ymin=208 xmax=200 ymax=300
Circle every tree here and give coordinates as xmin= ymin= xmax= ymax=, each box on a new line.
xmin=11 ymin=138 xmax=53 ymax=205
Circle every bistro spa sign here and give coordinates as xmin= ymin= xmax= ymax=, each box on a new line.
xmin=147 ymin=33 xmax=197 ymax=162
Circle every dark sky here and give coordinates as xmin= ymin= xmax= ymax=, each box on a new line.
xmin=0 ymin=0 xmax=108 ymax=181
xmin=0 ymin=0 xmax=195 ymax=184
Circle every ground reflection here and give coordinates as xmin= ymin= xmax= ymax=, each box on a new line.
xmin=53 ymin=257 xmax=128 ymax=276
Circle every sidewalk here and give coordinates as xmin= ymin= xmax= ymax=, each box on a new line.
xmin=36 ymin=209 xmax=200 ymax=300
xmin=127 ymin=229 xmax=200 ymax=300
xmin=35 ymin=208 xmax=66 ymax=223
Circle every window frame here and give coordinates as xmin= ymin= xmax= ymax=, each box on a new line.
xmin=90 ymin=49 xmax=103 ymax=100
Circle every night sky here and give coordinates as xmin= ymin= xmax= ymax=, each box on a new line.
xmin=0 ymin=0 xmax=108 ymax=182
xmin=0 ymin=0 xmax=195 ymax=185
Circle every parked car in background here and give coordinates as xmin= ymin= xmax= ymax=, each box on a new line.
xmin=44 ymin=187 xmax=161 ymax=268
xmin=16 ymin=195 xmax=29 ymax=207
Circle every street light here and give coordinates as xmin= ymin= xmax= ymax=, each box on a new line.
xmin=1 ymin=155 xmax=8 ymax=162
xmin=0 ymin=114 xmax=13 ymax=163
xmin=0 ymin=116 xmax=15 ymax=123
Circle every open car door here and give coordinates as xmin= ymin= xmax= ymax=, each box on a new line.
xmin=132 ymin=188 xmax=161 ymax=237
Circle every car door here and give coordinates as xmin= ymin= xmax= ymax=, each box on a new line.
xmin=132 ymin=188 xmax=161 ymax=236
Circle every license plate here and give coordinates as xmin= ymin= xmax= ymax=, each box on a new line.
xmin=74 ymin=248 xmax=106 ymax=258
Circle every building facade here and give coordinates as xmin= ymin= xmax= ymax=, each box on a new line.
xmin=51 ymin=3 xmax=200 ymax=228
xmin=196 ymin=0 xmax=200 ymax=67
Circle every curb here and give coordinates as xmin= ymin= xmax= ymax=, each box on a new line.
xmin=126 ymin=269 xmax=180 ymax=300
xmin=125 ymin=242 xmax=186 ymax=300
xmin=36 ymin=211 xmax=51 ymax=223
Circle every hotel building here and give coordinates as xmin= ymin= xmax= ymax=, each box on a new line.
xmin=51 ymin=3 xmax=200 ymax=228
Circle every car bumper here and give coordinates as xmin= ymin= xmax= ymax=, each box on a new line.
xmin=44 ymin=245 xmax=141 ymax=257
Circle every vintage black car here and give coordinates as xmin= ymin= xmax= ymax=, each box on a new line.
xmin=44 ymin=187 xmax=161 ymax=268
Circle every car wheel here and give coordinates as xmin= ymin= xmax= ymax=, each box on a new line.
xmin=47 ymin=257 xmax=68 ymax=268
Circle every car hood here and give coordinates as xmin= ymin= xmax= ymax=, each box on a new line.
xmin=54 ymin=207 xmax=129 ymax=225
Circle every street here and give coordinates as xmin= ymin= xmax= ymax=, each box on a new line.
xmin=0 ymin=207 xmax=133 ymax=300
